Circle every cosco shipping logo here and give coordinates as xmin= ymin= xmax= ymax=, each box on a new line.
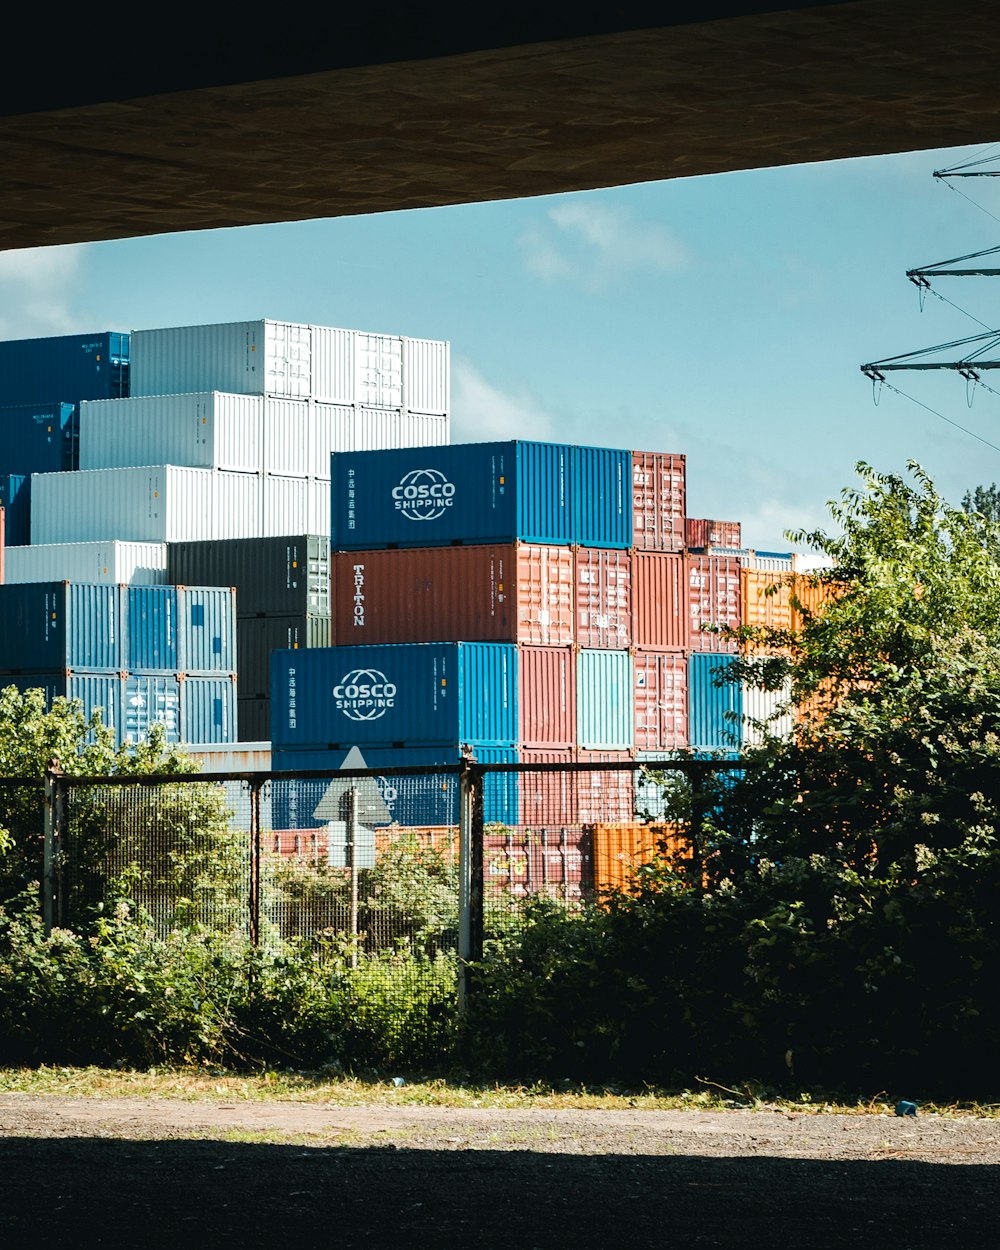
xmin=333 ymin=669 xmax=397 ymax=721
xmin=391 ymin=467 xmax=456 ymax=522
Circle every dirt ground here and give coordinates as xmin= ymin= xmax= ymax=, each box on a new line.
xmin=2 ymin=1096 xmax=998 ymax=1247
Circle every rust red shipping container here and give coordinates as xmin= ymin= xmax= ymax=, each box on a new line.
xmin=685 ymin=517 xmax=742 ymax=549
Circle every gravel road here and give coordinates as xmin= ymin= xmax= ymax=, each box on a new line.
xmin=2 ymin=1097 xmax=997 ymax=1247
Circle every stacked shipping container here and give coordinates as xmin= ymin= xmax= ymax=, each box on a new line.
xmin=0 ymin=582 xmax=237 ymax=744
xmin=277 ymin=442 xmax=703 ymax=827
xmin=167 ymin=535 xmax=331 ymax=741
xmin=0 ymin=319 xmax=450 ymax=758
xmin=0 ymin=332 xmax=131 ymax=544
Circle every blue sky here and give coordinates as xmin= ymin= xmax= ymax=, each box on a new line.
xmin=1 ymin=140 xmax=998 ymax=550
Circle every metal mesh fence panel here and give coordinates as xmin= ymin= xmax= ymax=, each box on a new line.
xmin=478 ymin=760 xmax=732 ymax=941
xmin=61 ymin=779 xmax=252 ymax=935
xmin=21 ymin=757 xmax=744 ymax=1012
xmin=262 ymin=772 xmax=460 ymax=961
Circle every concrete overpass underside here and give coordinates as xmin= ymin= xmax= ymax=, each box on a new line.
xmin=2 ymin=1 xmax=999 ymax=253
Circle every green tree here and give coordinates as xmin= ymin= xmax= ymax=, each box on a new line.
xmin=472 ymin=463 xmax=1000 ymax=1094
xmin=961 ymin=482 xmax=1000 ymax=526
xmin=0 ymin=685 xmax=239 ymax=929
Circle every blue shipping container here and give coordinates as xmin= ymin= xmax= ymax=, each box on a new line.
xmin=271 ymin=643 xmax=518 ymax=750
xmin=0 ymin=474 xmax=30 ymax=545
xmin=688 ymin=653 xmax=744 ymax=750
xmin=0 ymin=401 xmax=77 ymax=475
xmin=181 ymin=674 xmax=237 ymax=744
xmin=0 ymin=582 xmax=121 ymax=672
xmin=331 ymin=440 xmax=575 ymax=550
xmin=634 ymin=749 xmax=742 ymax=820
xmin=0 ymin=331 xmax=129 ymax=408
xmin=573 ymin=445 xmax=632 ymax=548
xmin=178 ymin=586 xmax=236 ymax=673
xmin=5 ymin=671 xmax=122 ymax=742
xmin=126 ymin=586 xmax=178 ymax=672
xmin=270 ymin=744 xmax=517 ymax=830
xmin=123 ymin=673 xmax=181 ymax=745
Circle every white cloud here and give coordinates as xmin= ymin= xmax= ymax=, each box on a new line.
xmin=451 ymin=358 xmax=557 ymax=442
xmin=735 ymin=496 xmax=833 ymax=554
xmin=0 ymin=245 xmax=90 ymax=338
xmin=521 ymin=200 xmax=688 ymax=290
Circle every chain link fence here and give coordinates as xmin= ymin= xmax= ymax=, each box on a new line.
xmin=1 ymin=758 xmax=741 ymax=1003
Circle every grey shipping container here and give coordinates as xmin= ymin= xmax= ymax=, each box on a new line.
xmin=237 ymin=697 xmax=270 ymax=743
xmin=236 ymin=614 xmax=331 ymax=699
xmin=168 ymin=535 xmax=330 ymax=617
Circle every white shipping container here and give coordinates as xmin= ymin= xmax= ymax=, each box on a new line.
xmin=355 ymin=332 xmax=402 ymax=408
xmin=263 ymin=321 xmax=311 ymax=398
xmin=742 ymin=679 xmax=794 ymax=747
xmin=263 ymin=475 xmax=330 ymax=537
xmin=3 ymin=540 xmax=167 ymax=586
xmin=131 ymin=321 xmax=270 ymax=398
xmin=130 ymin=319 xmax=450 ymax=412
xmin=32 ymin=466 xmax=216 ymax=545
xmin=263 ymin=397 xmax=314 ymax=477
xmin=355 ymin=407 xmax=450 ymax=452
xmin=33 ymin=465 xmax=332 ymax=545
xmin=80 ymin=392 xmax=263 ymax=473
xmin=741 ymin=551 xmax=794 ymax=573
xmin=404 ymin=337 xmax=450 ymax=415
xmin=311 ymin=326 xmax=356 ymax=405
xmin=81 ymin=392 xmax=429 ymax=479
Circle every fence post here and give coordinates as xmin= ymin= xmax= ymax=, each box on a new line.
xmin=348 ymin=786 xmax=359 ymax=970
xmin=688 ymin=762 xmax=708 ymax=892
xmin=43 ymin=759 xmax=64 ymax=935
xmin=248 ymin=778 xmax=261 ymax=946
xmin=457 ymin=761 xmax=484 ymax=1013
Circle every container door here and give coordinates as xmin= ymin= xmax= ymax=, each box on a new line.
xmin=355 ymin=334 xmax=403 ymax=408
xmin=265 ymin=322 xmax=311 ymax=399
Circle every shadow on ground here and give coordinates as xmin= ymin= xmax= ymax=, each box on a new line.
xmin=1 ymin=1138 xmax=994 ymax=1247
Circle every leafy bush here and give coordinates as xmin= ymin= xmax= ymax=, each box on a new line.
xmin=467 ymin=464 xmax=1000 ymax=1098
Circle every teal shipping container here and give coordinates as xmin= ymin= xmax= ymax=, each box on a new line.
xmin=576 ymin=649 xmax=634 ymax=750
xmin=125 ymin=585 xmax=237 ymax=674
xmin=178 ymin=586 xmax=237 ymax=674
xmin=181 ymin=673 xmax=237 ymax=744
xmin=0 ymin=582 xmax=121 ymax=672
xmin=0 ymin=474 xmax=30 ymax=546
xmin=688 ymin=653 xmax=743 ymax=750
xmin=123 ymin=673 xmax=181 ymax=745
xmin=125 ymin=586 xmax=177 ymax=672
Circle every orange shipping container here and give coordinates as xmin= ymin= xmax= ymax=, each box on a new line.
xmin=741 ymin=567 xmax=794 ymax=653
xmin=632 ymin=451 xmax=686 ymax=552
xmin=790 ymin=574 xmax=842 ymax=630
xmin=331 ymin=544 xmax=575 ymax=646
xmin=592 ymin=821 xmax=692 ymax=895
xmin=631 ymin=551 xmax=686 ymax=650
